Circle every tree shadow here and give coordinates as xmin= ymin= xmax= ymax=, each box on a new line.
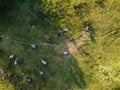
xmin=58 ymin=45 xmax=87 ymax=89
xmin=70 ymin=38 xmax=97 ymax=64
xmin=68 ymin=58 xmax=87 ymax=89
xmin=0 ymin=25 xmax=87 ymax=90
xmin=0 ymin=0 xmax=27 ymax=24
xmin=87 ymin=25 xmax=96 ymax=43
xmin=82 ymin=20 xmax=96 ymax=43
xmin=77 ymin=47 xmax=95 ymax=61
xmin=95 ymin=0 xmax=106 ymax=8
xmin=0 ymin=1 xmax=87 ymax=90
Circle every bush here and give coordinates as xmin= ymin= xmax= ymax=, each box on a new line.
xmin=95 ymin=0 xmax=105 ymax=4
xmin=73 ymin=3 xmax=89 ymax=18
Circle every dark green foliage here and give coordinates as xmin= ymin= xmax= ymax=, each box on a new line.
xmin=95 ymin=0 xmax=105 ymax=4
xmin=95 ymin=0 xmax=105 ymax=8
xmin=82 ymin=19 xmax=91 ymax=27
xmin=0 ymin=0 xmax=11 ymax=21
xmin=114 ymin=87 xmax=120 ymax=90
xmin=30 ymin=0 xmax=70 ymax=28
xmin=88 ymin=25 xmax=96 ymax=43
xmin=74 ymin=3 xmax=89 ymax=18
xmin=0 ymin=0 xmax=26 ymax=22
xmin=0 ymin=0 xmax=9 ymax=9
xmin=0 ymin=37 xmax=3 ymax=41
xmin=0 ymin=48 xmax=4 ymax=56
xmin=81 ymin=19 xmax=96 ymax=42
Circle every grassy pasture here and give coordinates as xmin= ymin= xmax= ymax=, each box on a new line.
xmin=0 ymin=0 xmax=120 ymax=90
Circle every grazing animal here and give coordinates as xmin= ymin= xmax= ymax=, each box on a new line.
xmin=0 ymin=70 xmax=4 ymax=74
xmin=41 ymin=60 xmax=47 ymax=65
xmin=14 ymin=58 xmax=19 ymax=65
xmin=26 ymin=77 xmax=33 ymax=84
xmin=32 ymin=25 xmax=35 ymax=29
xmin=39 ymin=70 xmax=44 ymax=75
xmin=62 ymin=28 xmax=69 ymax=33
xmin=57 ymin=30 xmax=62 ymax=37
xmin=30 ymin=44 xmax=36 ymax=48
xmin=9 ymin=55 xmax=14 ymax=60
xmin=64 ymin=51 xmax=69 ymax=55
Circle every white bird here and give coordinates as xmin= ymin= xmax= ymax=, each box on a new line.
xmin=9 ymin=55 xmax=14 ymax=59
xmin=39 ymin=70 xmax=44 ymax=75
xmin=64 ymin=28 xmax=69 ymax=31
xmin=62 ymin=28 xmax=69 ymax=33
xmin=30 ymin=44 xmax=36 ymax=48
xmin=14 ymin=58 xmax=18 ymax=65
xmin=64 ymin=51 xmax=69 ymax=55
xmin=0 ymin=70 xmax=4 ymax=74
xmin=41 ymin=60 xmax=47 ymax=65
xmin=32 ymin=25 xmax=35 ymax=29
xmin=27 ymin=78 xmax=31 ymax=82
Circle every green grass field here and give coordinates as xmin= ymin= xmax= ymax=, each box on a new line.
xmin=0 ymin=0 xmax=120 ymax=90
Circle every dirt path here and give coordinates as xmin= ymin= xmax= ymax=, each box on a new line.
xmin=67 ymin=31 xmax=91 ymax=54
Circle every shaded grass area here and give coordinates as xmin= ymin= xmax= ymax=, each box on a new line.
xmin=0 ymin=26 xmax=87 ymax=90
xmin=0 ymin=1 xmax=87 ymax=90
